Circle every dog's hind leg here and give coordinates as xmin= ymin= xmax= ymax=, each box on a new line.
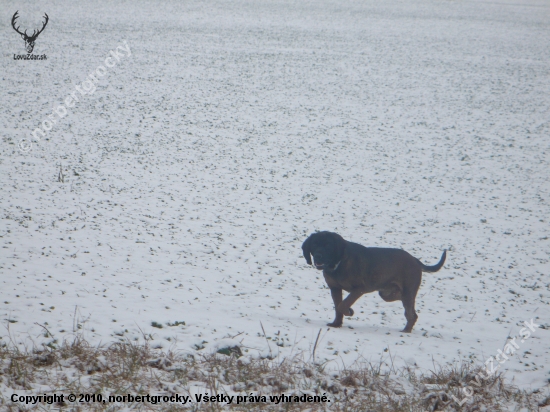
xmin=400 ymin=269 xmax=422 ymax=333
xmin=401 ymin=300 xmax=418 ymax=333
xmin=401 ymin=287 xmax=419 ymax=333
xmin=378 ymin=283 xmax=402 ymax=302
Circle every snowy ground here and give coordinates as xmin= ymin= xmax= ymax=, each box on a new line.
xmin=1 ymin=0 xmax=549 ymax=394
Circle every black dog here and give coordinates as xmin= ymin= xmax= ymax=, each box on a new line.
xmin=302 ymin=231 xmax=446 ymax=332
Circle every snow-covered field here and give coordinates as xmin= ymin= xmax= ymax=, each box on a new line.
xmin=1 ymin=0 xmax=549 ymax=394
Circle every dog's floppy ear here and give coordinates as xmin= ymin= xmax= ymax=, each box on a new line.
xmin=301 ymin=234 xmax=313 ymax=265
xmin=332 ymin=232 xmax=346 ymax=261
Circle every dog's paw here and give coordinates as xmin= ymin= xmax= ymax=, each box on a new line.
xmin=337 ymin=305 xmax=354 ymax=317
xmin=337 ymin=303 xmax=355 ymax=316
xmin=327 ymin=322 xmax=343 ymax=328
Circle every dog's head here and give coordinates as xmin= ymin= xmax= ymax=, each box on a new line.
xmin=301 ymin=231 xmax=346 ymax=271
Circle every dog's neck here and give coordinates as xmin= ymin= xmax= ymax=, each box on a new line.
xmin=324 ymin=261 xmax=341 ymax=272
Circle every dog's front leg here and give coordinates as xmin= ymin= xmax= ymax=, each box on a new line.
xmin=327 ymin=288 xmax=344 ymax=327
xmin=337 ymin=290 xmax=363 ymax=318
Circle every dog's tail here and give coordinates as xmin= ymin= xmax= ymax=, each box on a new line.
xmin=419 ymin=250 xmax=446 ymax=273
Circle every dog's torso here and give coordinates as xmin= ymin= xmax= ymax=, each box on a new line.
xmin=322 ymin=242 xmax=420 ymax=293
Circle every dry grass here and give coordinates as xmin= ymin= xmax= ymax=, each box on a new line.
xmin=0 ymin=336 xmax=545 ymax=411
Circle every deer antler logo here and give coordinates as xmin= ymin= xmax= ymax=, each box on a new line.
xmin=11 ymin=11 xmax=49 ymax=54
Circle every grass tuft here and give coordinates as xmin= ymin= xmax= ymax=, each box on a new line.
xmin=0 ymin=336 xmax=544 ymax=411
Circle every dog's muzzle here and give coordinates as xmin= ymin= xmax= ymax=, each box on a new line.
xmin=314 ymin=261 xmax=341 ymax=271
